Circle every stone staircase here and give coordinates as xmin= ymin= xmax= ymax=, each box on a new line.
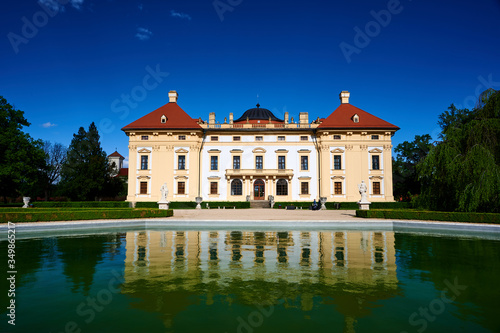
xmin=250 ymin=200 xmax=270 ymax=209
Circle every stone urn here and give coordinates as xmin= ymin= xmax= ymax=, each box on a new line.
xmin=195 ymin=197 xmax=203 ymax=210
xmin=22 ymin=196 xmax=31 ymax=208
xmin=319 ymin=197 xmax=327 ymax=210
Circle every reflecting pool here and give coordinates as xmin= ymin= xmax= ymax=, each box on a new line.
xmin=1 ymin=230 xmax=499 ymax=333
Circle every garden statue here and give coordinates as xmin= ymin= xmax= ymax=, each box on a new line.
xmin=357 ymin=180 xmax=371 ymax=210
xmin=158 ymin=183 xmax=169 ymax=210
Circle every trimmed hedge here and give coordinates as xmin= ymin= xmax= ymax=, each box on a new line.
xmin=356 ymin=209 xmax=500 ymax=223
xmin=273 ymin=201 xmax=412 ymax=210
xmin=0 ymin=203 xmax=24 ymax=208
xmin=136 ymin=201 xmax=198 ymax=209
xmin=136 ymin=201 xmax=251 ymax=209
xmin=0 ymin=208 xmax=173 ymax=223
xmin=32 ymin=201 xmax=129 ymax=208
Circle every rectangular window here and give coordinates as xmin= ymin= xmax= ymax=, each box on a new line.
xmin=372 ymin=155 xmax=380 ymax=170
xmin=301 ymin=156 xmax=309 ymax=170
xmin=233 ymin=136 xmax=241 ymax=141
xmin=178 ymin=155 xmax=185 ymax=170
xmin=141 ymin=135 xmax=149 ymax=140
xmin=141 ymin=155 xmax=148 ymax=170
xmin=333 ymin=135 xmax=341 ymax=140
xmin=177 ymin=182 xmax=185 ymax=194
xmin=211 ymin=156 xmax=218 ymax=170
xmin=178 ymin=135 xmax=186 ymax=140
xmin=255 ymin=156 xmax=263 ymax=169
xmin=300 ymin=136 xmax=308 ymax=141
xmin=256 ymin=136 xmax=263 ymax=141
xmin=233 ymin=156 xmax=240 ymax=169
xmin=211 ymin=136 xmax=218 ymax=141
xmin=373 ymin=182 xmax=381 ymax=195
xmin=301 ymin=182 xmax=309 ymax=195
xmin=334 ymin=182 xmax=342 ymax=195
xmin=334 ymin=155 xmax=341 ymax=170
xmin=371 ymin=135 xmax=379 ymax=140
xmin=210 ymin=182 xmax=218 ymax=195
xmin=140 ymin=181 xmax=147 ymax=194
xmin=278 ymin=156 xmax=286 ymax=169
xmin=277 ymin=136 xmax=285 ymax=141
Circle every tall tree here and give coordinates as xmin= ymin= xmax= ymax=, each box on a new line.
xmin=40 ymin=141 xmax=67 ymax=200
xmin=0 ymin=96 xmax=46 ymax=199
xmin=417 ymin=89 xmax=500 ymax=212
xmin=393 ymin=134 xmax=433 ymax=201
xmin=60 ymin=122 xmax=116 ymax=201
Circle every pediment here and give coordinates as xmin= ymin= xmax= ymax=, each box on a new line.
xmin=369 ymin=148 xmax=383 ymax=154
xmin=331 ymin=148 xmax=345 ymax=153
xmin=138 ymin=148 xmax=151 ymax=154
xmin=252 ymin=147 xmax=267 ymax=153
xmin=175 ymin=148 xmax=189 ymax=153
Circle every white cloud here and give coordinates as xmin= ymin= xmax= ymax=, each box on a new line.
xmin=70 ymin=0 xmax=84 ymax=10
xmin=38 ymin=0 xmax=84 ymax=12
xmin=135 ymin=27 xmax=152 ymax=41
xmin=170 ymin=10 xmax=192 ymax=21
xmin=42 ymin=122 xmax=57 ymax=128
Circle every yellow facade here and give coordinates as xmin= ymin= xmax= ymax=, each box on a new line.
xmin=123 ymin=91 xmax=398 ymax=203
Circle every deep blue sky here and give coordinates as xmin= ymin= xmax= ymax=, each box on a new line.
xmin=1 ymin=0 xmax=499 ymax=166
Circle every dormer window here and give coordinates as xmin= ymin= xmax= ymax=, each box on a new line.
xmin=161 ymin=115 xmax=167 ymax=123
xmin=352 ymin=114 xmax=359 ymax=123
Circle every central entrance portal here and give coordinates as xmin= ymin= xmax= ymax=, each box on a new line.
xmin=253 ymin=179 xmax=265 ymax=200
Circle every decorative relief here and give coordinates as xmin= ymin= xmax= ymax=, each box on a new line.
xmin=360 ymin=145 xmax=368 ymax=150
xmin=384 ymin=144 xmax=393 ymax=150
xmin=129 ymin=145 xmax=137 ymax=151
xmin=345 ymin=145 xmax=354 ymax=150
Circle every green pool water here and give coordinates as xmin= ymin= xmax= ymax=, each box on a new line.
xmin=1 ymin=229 xmax=499 ymax=333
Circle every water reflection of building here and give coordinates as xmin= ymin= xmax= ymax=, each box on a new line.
xmin=123 ymin=231 xmax=398 ymax=331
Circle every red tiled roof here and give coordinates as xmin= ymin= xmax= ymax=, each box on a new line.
xmin=121 ymin=102 xmax=202 ymax=130
xmin=108 ymin=151 xmax=124 ymax=158
xmin=117 ymin=168 xmax=128 ymax=177
xmin=318 ymin=103 xmax=399 ymax=130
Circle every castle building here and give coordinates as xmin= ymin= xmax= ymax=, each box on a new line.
xmin=121 ymin=90 xmax=399 ymax=204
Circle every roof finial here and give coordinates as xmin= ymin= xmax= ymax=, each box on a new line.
xmin=256 ymin=103 xmax=260 ymax=108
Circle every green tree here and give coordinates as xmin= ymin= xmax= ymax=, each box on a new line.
xmin=393 ymin=134 xmax=433 ymax=201
xmin=417 ymin=89 xmax=500 ymax=212
xmin=0 ymin=96 xmax=46 ymax=200
xmin=60 ymin=122 xmax=119 ymax=201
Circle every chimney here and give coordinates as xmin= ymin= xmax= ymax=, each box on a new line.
xmin=169 ymin=90 xmax=178 ymax=103
xmin=229 ymin=113 xmax=233 ymax=124
xmin=284 ymin=112 xmax=289 ymax=124
xmin=299 ymin=112 xmax=308 ymax=124
xmin=209 ymin=112 xmax=216 ymax=125
xmin=339 ymin=91 xmax=350 ymax=104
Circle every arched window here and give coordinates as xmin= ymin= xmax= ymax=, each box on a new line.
xmin=231 ymin=179 xmax=242 ymax=196
xmin=276 ymin=179 xmax=288 ymax=196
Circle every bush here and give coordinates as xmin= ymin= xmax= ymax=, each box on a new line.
xmin=273 ymin=201 xmax=412 ymax=210
xmin=0 ymin=203 xmax=23 ymax=208
xmin=136 ymin=201 xmax=250 ymax=209
xmin=203 ymin=201 xmax=250 ymax=209
xmin=32 ymin=201 xmax=129 ymax=208
xmin=356 ymin=209 xmax=500 ymax=223
xmin=0 ymin=208 xmax=173 ymax=223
